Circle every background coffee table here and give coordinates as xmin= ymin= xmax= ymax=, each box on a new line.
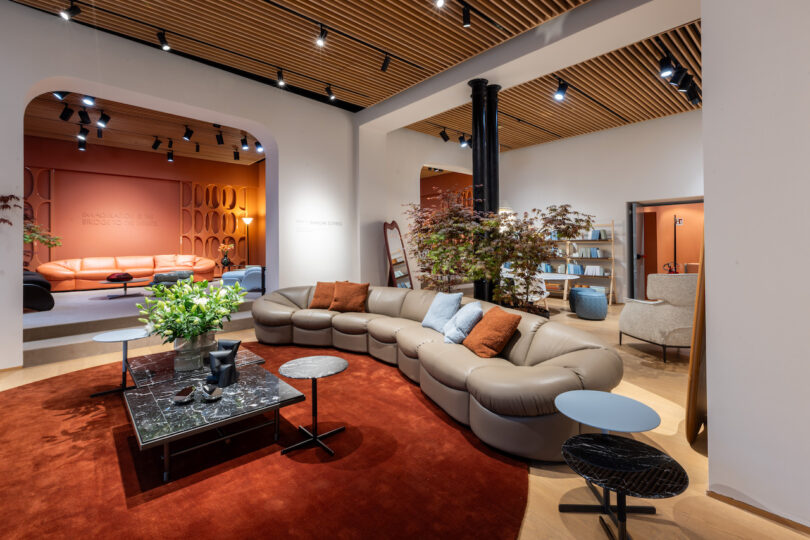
xmin=90 ymin=327 xmax=149 ymax=398
xmin=100 ymin=278 xmax=151 ymax=299
xmin=124 ymin=364 xmax=304 ymax=482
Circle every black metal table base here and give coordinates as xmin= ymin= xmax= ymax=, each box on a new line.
xmin=559 ymin=481 xmax=655 ymax=540
xmin=91 ymin=353 xmax=134 ymax=398
xmin=282 ymin=377 xmax=344 ymax=456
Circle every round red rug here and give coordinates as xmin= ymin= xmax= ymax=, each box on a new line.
xmin=0 ymin=343 xmax=528 ymax=539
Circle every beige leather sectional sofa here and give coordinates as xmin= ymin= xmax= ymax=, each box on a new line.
xmin=252 ymin=285 xmax=623 ymax=461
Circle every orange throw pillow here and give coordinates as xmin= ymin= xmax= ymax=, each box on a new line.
xmin=309 ymin=282 xmax=335 ymax=309
xmin=329 ymin=282 xmax=369 ymax=312
xmin=463 ymin=306 xmax=521 ymax=358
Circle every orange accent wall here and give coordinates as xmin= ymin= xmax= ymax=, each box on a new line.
xmin=420 ymin=172 xmax=473 ymax=209
xmin=24 ymin=136 xmax=265 ymax=267
xmin=642 ymin=202 xmax=704 ymax=274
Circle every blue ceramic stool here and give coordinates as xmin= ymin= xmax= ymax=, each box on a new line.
xmin=574 ymin=289 xmax=608 ymax=320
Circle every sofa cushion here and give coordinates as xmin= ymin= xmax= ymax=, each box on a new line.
xmin=329 ymin=282 xmax=369 ymax=312
xmin=175 ymin=254 xmax=196 ymax=267
xmin=115 ymin=256 xmax=155 ymax=269
xmin=463 ymin=306 xmax=522 ymax=358
xmin=396 ymin=325 xmax=443 ymax=358
xmin=524 ymin=322 xmax=606 ymax=367
xmin=443 ymin=302 xmax=483 ymax=344
xmin=332 ymin=312 xmax=385 ymax=335
xmin=399 ymin=289 xmax=438 ymax=321
xmin=276 ymin=286 xmax=314 ymax=310
xmin=76 ymin=268 xmax=119 ymax=280
xmin=291 ymin=309 xmax=339 ymax=330
xmin=253 ymin=300 xmax=297 ymax=327
xmin=309 ymin=281 xmax=335 ymax=309
xmin=500 ymin=309 xmax=546 ymax=366
xmin=419 ymin=342 xmax=511 ymax=391
xmin=121 ymin=267 xmax=154 ymax=278
xmin=367 ymin=287 xmax=410 ymax=317
xmin=81 ymin=257 xmax=117 ymax=270
xmin=467 ymin=364 xmax=583 ymax=417
xmin=422 ymin=292 xmax=462 ymax=332
xmin=367 ymin=317 xmax=421 ymax=344
xmin=154 ymin=255 xmax=177 ymax=268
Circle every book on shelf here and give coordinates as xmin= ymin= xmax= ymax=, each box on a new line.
xmin=584 ymin=265 xmax=603 ymax=276
xmin=394 ymin=270 xmax=406 ymax=278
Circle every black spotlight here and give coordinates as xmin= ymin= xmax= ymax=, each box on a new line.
xmin=677 ymin=74 xmax=693 ymax=93
xmin=59 ymin=1 xmax=81 ymax=20
xmin=53 ymin=91 xmax=70 ymax=100
xmin=326 ymin=86 xmax=336 ymax=101
xmin=78 ymin=108 xmax=91 ymax=124
xmin=157 ymin=31 xmax=170 ymax=51
xmin=554 ymin=80 xmax=568 ymax=101
xmin=669 ymin=67 xmax=688 ymax=87
xmin=658 ymin=56 xmax=674 ymax=78
xmin=76 ymin=126 xmax=89 ymax=141
xmin=152 ymin=137 xmax=162 ymax=150
xmin=686 ymin=83 xmax=701 ymax=105
xmin=316 ymin=25 xmax=327 ymax=47
xmin=96 ymin=128 xmax=103 ymax=139
xmin=216 ymin=131 xmax=224 ymax=145
xmin=167 ymin=151 xmax=174 ymax=162
xmin=439 ymin=129 xmax=450 ymax=142
xmin=183 ymin=125 xmax=193 ymax=141
xmin=458 ymin=135 xmax=468 ymax=148
xmin=467 ymin=136 xmax=473 ymax=148
xmin=96 ymin=111 xmax=110 ymax=128
xmin=277 ymin=70 xmax=286 ymax=87
xmin=241 ymin=136 xmax=249 ymax=151
xmin=195 ymin=143 xmax=200 ymax=152
xmin=462 ymin=5 xmax=471 ymax=27
xmin=381 ymin=54 xmax=391 ymax=72
xmin=81 ymin=95 xmax=95 ymax=106
xmin=59 ymin=103 xmax=74 ymax=122
xmin=255 ymin=141 xmax=264 ymax=153
xmin=233 ymin=149 xmax=240 ymax=161
xmin=168 ymin=138 xmax=173 ymax=149
xmin=77 ymin=139 xmax=86 ymax=151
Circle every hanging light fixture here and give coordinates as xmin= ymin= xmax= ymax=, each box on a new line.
xmin=195 ymin=143 xmax=200 ymax=153
xmin=459 ymin=135 xmax=468 ymax=148
xmin=669 ymin=67 xmax=688 ymax=87
xmin=686 ymin=83 xmax=701 ymax=105
xmin=96 ymin=128 xmax=103 ymax=139
xmin=677 ymin=74 xmax=694 ymax=93
xmin=168 ymin=138 xmax=173 ymax=149
xmin=59 ymin=1 xmax=81 ymax=20
xmin=233 ymin=149 xmax=240 ymax=161
xmin=435 ymin=0 xmax=445 ymax=7
xmin=167 ymin=150 xmax=174 ymax=162
xmin=462 ymin=5 xmax=471 ymax=28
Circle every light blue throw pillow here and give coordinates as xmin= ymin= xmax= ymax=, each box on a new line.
xmin=443 ymin=302 xmax=484 ymax=344
xmin=421 ymin=292 xmax=463 ymax=333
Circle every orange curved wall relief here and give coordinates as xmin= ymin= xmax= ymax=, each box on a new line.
xmin=23 ymin=166 xmax=54 ymax=270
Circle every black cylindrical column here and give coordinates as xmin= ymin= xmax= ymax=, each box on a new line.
xmin=485 ymin=84 xmax=501 ymax=214
xmin=469 ymin=78 xmax=488 ymax=301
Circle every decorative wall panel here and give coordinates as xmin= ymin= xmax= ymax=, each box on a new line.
xmin=23 ymin=166 xmax=54 ymax=270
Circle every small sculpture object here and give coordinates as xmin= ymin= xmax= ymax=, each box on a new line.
xmin=205 ymin=339 xmax=242 ymax=390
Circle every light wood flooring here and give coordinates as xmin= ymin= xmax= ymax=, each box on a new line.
xmin=1 ymin=299 xmax=806 ymax=539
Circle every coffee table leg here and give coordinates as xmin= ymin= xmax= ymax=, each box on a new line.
xmin=163 ymin=442 xmax=170 ymax=482
xmin=274 ymin=409 xmax=280 ymax=442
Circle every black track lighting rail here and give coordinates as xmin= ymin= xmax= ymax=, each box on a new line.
xmin=260 ymin=0 xmax=425 ymax=71
xmin=424 ymin=121 xmax=512 ymax=150
xmin=499 ymin=111 xmax=561 ymax=139
xmin=556 ymin=77 xmax=630 ymax=124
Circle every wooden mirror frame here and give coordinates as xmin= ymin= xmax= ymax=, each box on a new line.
xmin=383 ymin=220 xmax=413 ymax=289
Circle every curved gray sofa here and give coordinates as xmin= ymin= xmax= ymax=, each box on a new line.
xmin=252 ymin=285 xmax=623 ymax=461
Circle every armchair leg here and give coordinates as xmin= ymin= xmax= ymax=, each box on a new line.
xmin=618 ymin=332 xmax=623 ymax=345
xmin=662 ymin=345 xmax=667 ymax=363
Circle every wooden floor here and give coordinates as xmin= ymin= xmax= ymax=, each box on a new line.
xmin=1 ymin=300 xmax=805 ymax=539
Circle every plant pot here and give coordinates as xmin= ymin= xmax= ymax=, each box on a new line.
xmin=173 ymin=331 xmax=217 ymax=372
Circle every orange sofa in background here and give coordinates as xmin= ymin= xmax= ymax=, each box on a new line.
xmin=37 ymin=254 xmax=216 ymax=292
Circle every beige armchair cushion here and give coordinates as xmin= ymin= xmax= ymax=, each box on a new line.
xmin=647 ymin=273 xmax=698 ymax=306
xmin=619 ymin=273 xmax=697 ymax=347
xmin=419 ymin=342 xmax=511 ymax=391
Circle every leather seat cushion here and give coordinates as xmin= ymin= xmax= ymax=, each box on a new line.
xmin=396 ymin=326 xmax=443 ymax=357
xmin=367 ymin=317 xmax=421 ymax=344
xmin=419 ymin=342 xmax=512 ymax=391
xmin=332 ymin=312 xmax=385 ymax=334
xmin=467 ymin=364 xmax=583 ymax=417
xmin=76 ymin=269 xmax=120 ymax=280
xmin=291 ymin=309 xmax=339 ymax=330
xmin=253 ymin=300 xmax=297 ymax=327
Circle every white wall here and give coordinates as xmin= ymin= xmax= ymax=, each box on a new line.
xmin=500 ymin=110 xmax=703 ymax=300
xmin=703 ymin=0 xmax=810 ymax=527
xmin=0 ymin=3 xmax=357 ymax=369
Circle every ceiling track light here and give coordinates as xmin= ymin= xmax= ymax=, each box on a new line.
xmin=157 ymin=30 xmax=171 ymax=51
xmin=216 ymin=131 xmax=224 ymax=145
xmin=78 ymin=108 xmax=91 ymax=124
xmin=76 ymin=125 xmax=89 ymax=141
xmin=96 ymin=128 xmax=103 ymax=139
xmin=195 ymin=143 xmax=200 ymax=153
xmin=381 ymin=54 xmax=391 ymax=72
xmin=58 ymin=103 xmax=74 ymax=122
xmin=686 ymin=83 xmax=701 ymax=105
xmin=462 ymin=5 xmax=471 ymax=28
xmin=167 ymin=150 xmax=174 ymax=162
xmin=668 ymin=67 xmax=688 ymax=87
xmin=554 ymin=79 xmax=569 ymax=101
xmin=59 ymin=1 xmax=81 ymax=20
xmin=96 ymin=111 xmax=110 ymax=128
xmin=435 ymin=0 xmax=445 ymax=7
xmin=183 ymin=125 xmax=193 ymax=141
xmin=277 ymin=69 xmax=286 ymax=87
xmin=152 ymin=137 xmax=162 ymax=150
xmin=52 ymin=91 xmax=70 ymax=101
xmin=326 ymin=85 xmax=336 ymax=101
xmin=677 ymin=73 xmax=694 ymax=93
xmin=467 ymin=136 xmax=473 ymax=148
xmin=658 ymin=56 xmax=674 ymax=78
xmin=459 ymin=135 xmax=468 ymax=148
xmin=439 ymin=129 xmax=450 ymax=142
xmin=316 ymin=25 xmax=327 ymax=47
xmin=168 ymin=138 xmax=173 ymax=149
xmin=233 ymin=149 xmax=240 ymax=161
xmin=81 ymin=95 xmax=95 ymax=106
xmin=77 ymin=139 xmax=86 ymax=151
xmin=255 ymin=141 xmax=264 ymax=153
xmin=241 ymin=136 xmax=249 ymax=151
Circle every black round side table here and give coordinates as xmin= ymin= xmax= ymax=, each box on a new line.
xmin=562 ymin=433 xmax=689 ymax=540
xmin=279 ymin=355 xmax=348 ymax=456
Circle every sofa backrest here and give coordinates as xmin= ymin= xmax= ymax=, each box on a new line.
xmin=647 ymin=273 xmax=698 ymax=307
xmin=115 ymin=256 xmax=155 ymax=270
xmin=81 ymin=257 xmax=117 ymax=270
xmin=399 ymin=289 xmax=438 ymax=321
xmin=367 ymin=286 xmax=410 ymax=317
xmin=499 ymin=308 xmax=547 ymax=366
xmin=523 ymin=322 xmax=607 ymax=367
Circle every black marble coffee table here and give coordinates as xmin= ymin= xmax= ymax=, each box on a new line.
xmin=127 ymin=349 xmax=265 ymax=388
xmin=562 ymin=434 xmax=688 ymax=540
xmin=279 ymin=356 xmax=348 ymax=456
xmin=123 ymin=364 xmax=305 ymax=482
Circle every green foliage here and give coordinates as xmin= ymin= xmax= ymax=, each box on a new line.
xmin=137 ymin=278 xmax=246 ymax=342
xmin=23 ymin=221 xmax=62 ymax=247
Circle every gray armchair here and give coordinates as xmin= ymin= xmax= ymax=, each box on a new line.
xmin=619 ymin=273 xmax=697 ymax=362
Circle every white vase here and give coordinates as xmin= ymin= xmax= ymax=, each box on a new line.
xmin=173 ymin=331 xmax=217 ymax=372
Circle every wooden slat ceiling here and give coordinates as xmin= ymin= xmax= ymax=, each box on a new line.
xmin=407 ymin=21 xmax=702 ymax=152
xmin=13 ymin=0 xmax=590 ymax=110
xmin=25 ymin=93 xmax=265 ymax=165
